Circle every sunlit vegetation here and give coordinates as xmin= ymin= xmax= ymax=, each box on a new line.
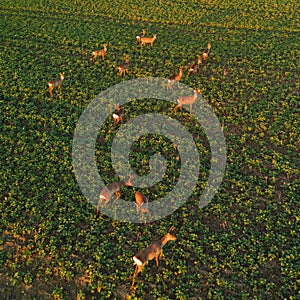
xmin=0 ymin=0 xmax=299 ymax=298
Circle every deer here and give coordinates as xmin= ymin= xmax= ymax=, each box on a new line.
xmin=203 ymin=42 xmax=211 ymax=61
xmin=188 ymin=56 xmax=202 ymax=76
xmin=48 ymin=72 xmax=64 ymax=96
xmin=135 ymin=191 xmax=150 ymax=222
xmin=90 ymin=44 xmax=108 ymax=61
xmin=140 ymin=34 xmax=157 ymax=47
xmin=167 ymin=67 xmax=183 ymax=89
xmin=96 ymin=176 xmax=133 ymax=214
xmin=174 ymin=89 xmax=199 ymax=113
xmin=118 ymin=55 xmax=129 ymax=77
xmin=131 ymin=226 xmax=176 ymax=290
xmin=112 ymin=103 xmax=124 ymax=125
xmin=136 ymin=29 xmax=146 ymax=44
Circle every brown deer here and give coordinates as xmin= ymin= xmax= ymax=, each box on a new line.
xmin=136 ymin=29 xmax=146 ymax=44
xmin=48 ymin=72 xmax=64 ymax=96
xmin=140 ymin=34 xmax=157 ymax=47
xmin=131 ymin=227 xmax=176 ymax=290
xmin=188 ymin=56 xmax=202 ymax=76
xmin=96 ymin=176 xmax=133 ymax=213
xmin=112 ymin=103 xmax=124 ymax=125
xmin=167 ymin=67 xmax=183 ymax=89
xmin=203 ymin=42 xmax=211 ymax=61
xmin=118 ymin=56 xmax=129 ymax=77
xmin=91 ymin=44 xmax=108 ymax=61
xmin=174 ymin=89 xmax=199 ymax=112
xmin=135 ymin=191 xmax=150 ymax=222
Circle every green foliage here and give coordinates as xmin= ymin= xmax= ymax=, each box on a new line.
xmin=0 ymin=0 xmax=299 ymax=298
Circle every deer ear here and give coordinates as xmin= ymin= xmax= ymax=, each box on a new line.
xmin=168 ymin=226 xmax=175 ymax=233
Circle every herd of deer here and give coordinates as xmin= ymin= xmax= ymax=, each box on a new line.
xmin=48 ymin=28 xmax=211 ymax=110
xmin=48 ymin=29 xmax=212 ymax=291
xmin=95 ymin=175 xmax=177 ymax=290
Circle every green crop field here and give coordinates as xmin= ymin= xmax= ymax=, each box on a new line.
xmin=0 ymin=0 xmax=299 ymax=299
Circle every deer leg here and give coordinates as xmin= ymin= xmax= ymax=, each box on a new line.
xmin=99 ymin=193 xmax=110 ymax=207
xmin=97 ymin=194 xmax=106 ymax=211
xmin=104 ymin=197 xmax=111 ymax=207
xmin=96 ymin=201 xmax=102 ymax=215
xmin=114 ymin=191 xmax=121 ymax=201
xmin=136 ymin=203 xmax=140 ymax=212
xmin=131 ymin=265 xmax=141 ymax=290
xmin=141 ymin=211 xmax=144 ymax=223
xmin=159 ymin=250 xmax=163 ymax=262
xmin=155 ymin=255 xmax=159 ymax=266
xmin=131 ymin=267 xmax=138 ymax=290
xmin=96 ymin=194 xmax=105 ymax=209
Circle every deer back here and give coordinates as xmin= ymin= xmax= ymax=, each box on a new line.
xmin=106 ymin=181 xmax=124 ymax=194
xmin=134 ymin=229 xmax=176 ymax=265
xmin=141 ymin=34 xmax=157 ymax=45
xmin=49 ymin=73 xmax=64 ymax=87
xmin=178 ymin=90 xmax=198 ymax=104
xmin=119 ymin=56 xmax=129 ymax=69
xmin=107 ymin=177 xmax=133 ymax=192
xmin=134 ymin=241 xmax=161 ymax=265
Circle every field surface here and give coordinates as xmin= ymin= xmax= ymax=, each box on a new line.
xmin=0 ymin=0 xmax=299 ymax=299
